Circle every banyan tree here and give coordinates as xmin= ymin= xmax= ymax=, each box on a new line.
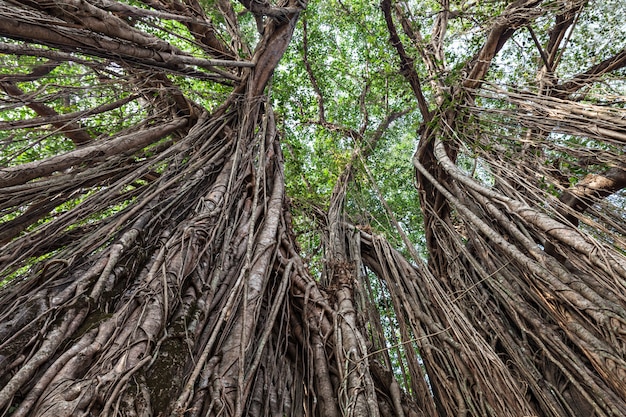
xmin=0 ymin=0 xmax=624 ymax=416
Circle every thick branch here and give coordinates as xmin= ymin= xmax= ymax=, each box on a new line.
xmin=0 ymin=13 xmax=253 ymax=76
xmin=239 ymin=0 xmax=303 ymax=18
xmin=28 ymin=0 xmax=183 ymax=56
xmin=558 ymin=167 xmax=626 ymax=227
xmin=554 ymin=49 xmax=626 ymax=97
xmin=0 ymin=118 xmax=187 ymax=188
xmin=463 ymin=0 xmax=542 ymax=89
xmin=249 ymin=1 xmax=305 ymax=97
xmin=545 ymin=2 xmax=585 ymax=67
xmin=381 ymin=0 xmax=431 ymax=122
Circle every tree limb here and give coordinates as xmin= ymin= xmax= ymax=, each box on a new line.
xmin=380 ymin=0 xmax=431 ymax=122
xmin=553 ymin=49 xmax=626 ymax=97
xmin=1 ymin=63 xmax=94 ymax=145
xmin=463 ymin=0 xmax=542 ymax=89
xmin=0 ymin=118 xmax=187 ymax=188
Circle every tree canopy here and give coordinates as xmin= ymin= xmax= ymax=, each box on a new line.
xmin=0 ymin=1 xmax=625 ymax=416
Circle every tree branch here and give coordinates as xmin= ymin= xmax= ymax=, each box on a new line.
xmin=558 ymin=167 xmax=626 ymax=227
xmin=0 ymin=95 xmax=138 ymax=131
xmin=545 ymin=2 xmax=585 ymax=68
xmin=0 ymin=62 xmax=94 ymax=145
xmin=302 ymin=17 xmax=326 ymax=123
xmin=463 ymin=0 xmax=542 ymax=89
xmin=393 ymin=2 xmax=446 ymax=95
xmin=138 ymin=0 xmax=236 ymax=59
xmin=553 ymin=49 xmax=626 ymax=97
xmin=381 ymin=0 xmax=431 ymax=122
xmin=0 ymin=9 xmax=252 ymax=77
xmin=0 ymin=118 xmax=187 ymax=188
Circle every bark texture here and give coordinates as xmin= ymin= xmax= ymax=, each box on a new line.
xmin=0 ymin=1 xmax=625 ymax=417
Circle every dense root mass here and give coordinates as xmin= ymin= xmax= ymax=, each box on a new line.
xmin=1 ymin=1 xmax=625 ymax=417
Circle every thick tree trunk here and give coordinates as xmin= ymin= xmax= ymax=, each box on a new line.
xmin=0 ymin=2 xmax=308 ymax=416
